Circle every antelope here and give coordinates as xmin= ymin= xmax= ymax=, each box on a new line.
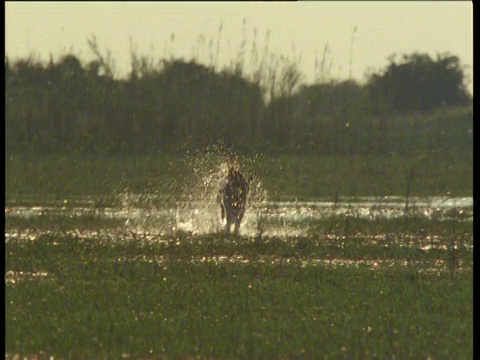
xmin=218 ymin=166 xmax=253 ymax=235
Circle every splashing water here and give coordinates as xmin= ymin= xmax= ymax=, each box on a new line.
xmin=116 ymin=151 xmax=269 ymax=236
xmin=175 ymin=152 xmax=269 ymax=236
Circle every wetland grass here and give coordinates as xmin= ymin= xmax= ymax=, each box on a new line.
xmin=5 ymin=148 xmax=472 ymax=359
xmin=5 ymin=152 xmax=473 ymax=201
xmin=5 ymin=215 xmax=473 ymax=359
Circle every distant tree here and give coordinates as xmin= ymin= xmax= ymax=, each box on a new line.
xmin=149 ymin=59 xmax=264 ymax=153
xmin=366 ymin=52 xmax=471 ymax=115
xmin=288 ymin=80 xmax=368 ymax=154
xmin=293 ymin=80 xmax=366 ymax=120
xmin=5 ymin=47 xmax=472 ymax=157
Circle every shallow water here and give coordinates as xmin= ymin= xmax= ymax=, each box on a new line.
xmin=5 ymin=193 xmax=473 ymax=285
xmin=5 ymin=194 xmax=472 ymax=237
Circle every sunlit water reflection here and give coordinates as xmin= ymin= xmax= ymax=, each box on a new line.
xmin=5 ymin=195 xmax=473 ymax=238
xmin=5 ymin=193 xmax=473 ymax=283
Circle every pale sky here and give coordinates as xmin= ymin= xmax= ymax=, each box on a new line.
xmin=5 ymin=1 xmax=473 ymax=93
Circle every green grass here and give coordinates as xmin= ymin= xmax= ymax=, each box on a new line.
xmin=258 ymin=152 xmax=472 ymax=199
xmin=5 ymin=141 xmax=473 ymax=358
xmin=5 ymin=151 xmax=473 ymax=201
xmin=4 ymin=153 xmax=189 ymax=198
xmin=5 ymin=222 xmax=473 ymax=359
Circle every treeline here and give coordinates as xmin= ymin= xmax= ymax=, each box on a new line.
xmin=5 ymin=48 xmax=472 ymax=156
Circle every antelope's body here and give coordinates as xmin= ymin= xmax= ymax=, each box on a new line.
xmin=219 ymin=169 xmax=250 ymax=234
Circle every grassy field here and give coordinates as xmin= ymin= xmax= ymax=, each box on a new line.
xmin=5 ymin=208 xmax=473 ymax=359
xmin=5 ymin=148 xmax=473 ymax=359
xmin=5 ymin=151 xmax=473 ymax=201
xmin=5 ymin=233 xmax=473 ymax=359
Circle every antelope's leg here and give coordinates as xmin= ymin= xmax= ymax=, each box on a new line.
xmin=220 ymin=203 xmax=225 ymax=220
xmin=225 ymin=219 xmax=231 ymax=234
xmin=234 ymin=223 xmax=240 ymax=235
